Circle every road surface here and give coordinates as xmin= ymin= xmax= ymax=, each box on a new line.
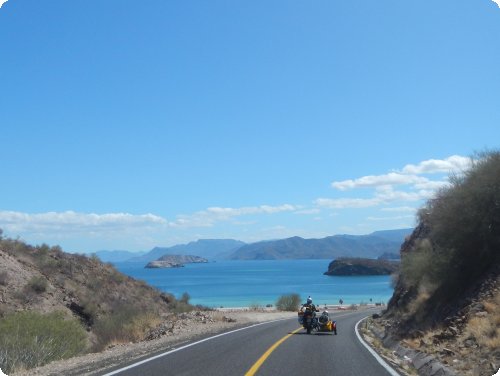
xmin=101 ymin=308 xmax=397 ymax=376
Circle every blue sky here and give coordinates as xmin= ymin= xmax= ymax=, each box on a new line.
xmin=1 ymin=0 xmax=499 ymax=252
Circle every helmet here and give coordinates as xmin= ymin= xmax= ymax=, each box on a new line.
xmin=307 ymin=297 xmax=312 ymax=304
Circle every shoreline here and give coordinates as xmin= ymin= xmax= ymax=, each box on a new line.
xmin=215 ymin=303 xmax=385 ymax=312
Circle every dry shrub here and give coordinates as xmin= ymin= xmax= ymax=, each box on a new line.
xmin=124 ymin=312 xmax=163 ymax=341
xmin=465 ymin=290 xmax=500 ymax=350
xmin=93 ymin=306 xmax=162 ymax=351
xmin=210 ymin=311 xmax=228 ymax=322
xmin=0 ymin=311 xmax=87 ymax=374
xmin=275 ymin=293 xmax=301 ymax=311
xmin=467 ymin=316 xmax=500 ymax=349
xmin=26 ymin=276 xmax=48 ymax=294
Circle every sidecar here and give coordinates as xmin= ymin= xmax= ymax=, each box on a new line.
xmin=298 ymin=310 xmax=337 ymax=335
xmin=317 ymin=312 xmax=337 ymax=334
xmin=316 ymin=315 xmax=337 ymax=335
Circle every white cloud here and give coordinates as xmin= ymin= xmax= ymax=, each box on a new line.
xmin=0 ymin=210 xmax=167 ymax=235
xmin=295 ymin=208 xmax=321 ymax=215
xmin=366 ymin=215 xmax=415 ymax=221
xmin=0 ymin=0 xmax=8 ymax=9
xmin=401 ymin=155 xmax=471 ymax=174
xmin=0 ymin=204 xmax=299 ymax=237
xmin=381 ymin=206 xmax=417 ymax=213
xmin=491 ymin=0 xmax=500 ymax=8
xmin=169 ymin=204 xmax=297 ymax=228
xmin=331 ymin=155 xmax=469 ymax=192
xmin=332 ymin=172 xmax=429 ymax=190
xmin=315 ymin=197 xmax=381 ymax=209
xmin=322 ymin=155 xmax=469 ymax=210
xmin=374 ymin=186 xmax=434 ymax=202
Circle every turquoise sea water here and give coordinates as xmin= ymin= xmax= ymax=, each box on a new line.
xmin=113 ymin=259 xmax=394 ymax=308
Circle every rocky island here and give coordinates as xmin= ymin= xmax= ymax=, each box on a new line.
xmin=324 ymin=257 xmax=399 ymax=276
xmin=145 ymin=254 xmax=208 ymax=268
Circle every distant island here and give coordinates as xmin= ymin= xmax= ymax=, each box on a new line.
xmin=145 ymin=254 xmax=208 ymax=269
xmin=324 ymin=257 xmax=399 ymax=276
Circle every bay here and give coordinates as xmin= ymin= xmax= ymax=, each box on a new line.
xmin=113 ymin=259 xmax=394 ymax=308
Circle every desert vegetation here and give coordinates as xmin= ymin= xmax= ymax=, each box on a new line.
xmin=0 ymin=232 xmax=199 ymax=373
xmin=394 ymin=150 xmax=500 ymax=322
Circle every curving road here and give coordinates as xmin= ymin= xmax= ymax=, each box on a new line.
xmin=100 ymin=308 xmax=398 ymax=376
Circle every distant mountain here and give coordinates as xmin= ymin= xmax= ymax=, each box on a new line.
xmin=378 ymin=252 xmax=401 ymax=260
xmin=128 ymin=239 xmax=245 ymax=263
xmin=95 ymin=250 xmax=146 ymax=262
xmin=228 ymin=230 xmax=413 ymax=260
xmin=370 ymin=228 xmax=413 ymax=242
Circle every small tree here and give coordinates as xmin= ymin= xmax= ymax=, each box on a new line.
xmin=180 ymin=292 xmax=191 ymax=304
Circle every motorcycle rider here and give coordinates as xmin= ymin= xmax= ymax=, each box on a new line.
xmin=302 ymin=296 xmax=319 ymax=314
xmin=300 ymin=296 xmax=319 ymax=334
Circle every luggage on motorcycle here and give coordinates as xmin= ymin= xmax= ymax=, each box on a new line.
xmin=297 ymin=311 xmax=304 ymax=325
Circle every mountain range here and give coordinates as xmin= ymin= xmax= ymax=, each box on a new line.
xmin=96 ymin=229 xmax=412 ymax=263
xmin=229 ymin=229 xmax=411 ymax=260
xmin=124 ymin=239 xmax=245 ymax=263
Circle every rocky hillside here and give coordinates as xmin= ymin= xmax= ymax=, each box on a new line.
xmin=379 ymin=151 xmax=500 ymax=376
xmin=324 ymin=257 xmax=399 ymax=276
xmin=0 ymin=233 xmax=196 ymax=373
xmin=145 ymin=254 xmax=208 ymax=268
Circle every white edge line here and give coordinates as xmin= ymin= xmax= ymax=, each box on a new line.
xmin=102 ymin=317 xmax=291 ymax=376
xmin=355 ymin=317 xmax=401 ymax=376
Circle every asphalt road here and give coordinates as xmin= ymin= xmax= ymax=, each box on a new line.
xmin=101 ymin=309 xmax=397 ymax=376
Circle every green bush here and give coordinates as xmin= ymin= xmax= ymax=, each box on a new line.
xmin=275 ymin=293 xmax=301 ymax=311
xmin=415 ymin=151 xmax=500 ymax=291
xmin=0 ymin=311 xmax=87 ymax=374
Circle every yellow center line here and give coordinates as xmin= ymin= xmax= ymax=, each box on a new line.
xmin=244 ymin=327 xmax=303 ymax=376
